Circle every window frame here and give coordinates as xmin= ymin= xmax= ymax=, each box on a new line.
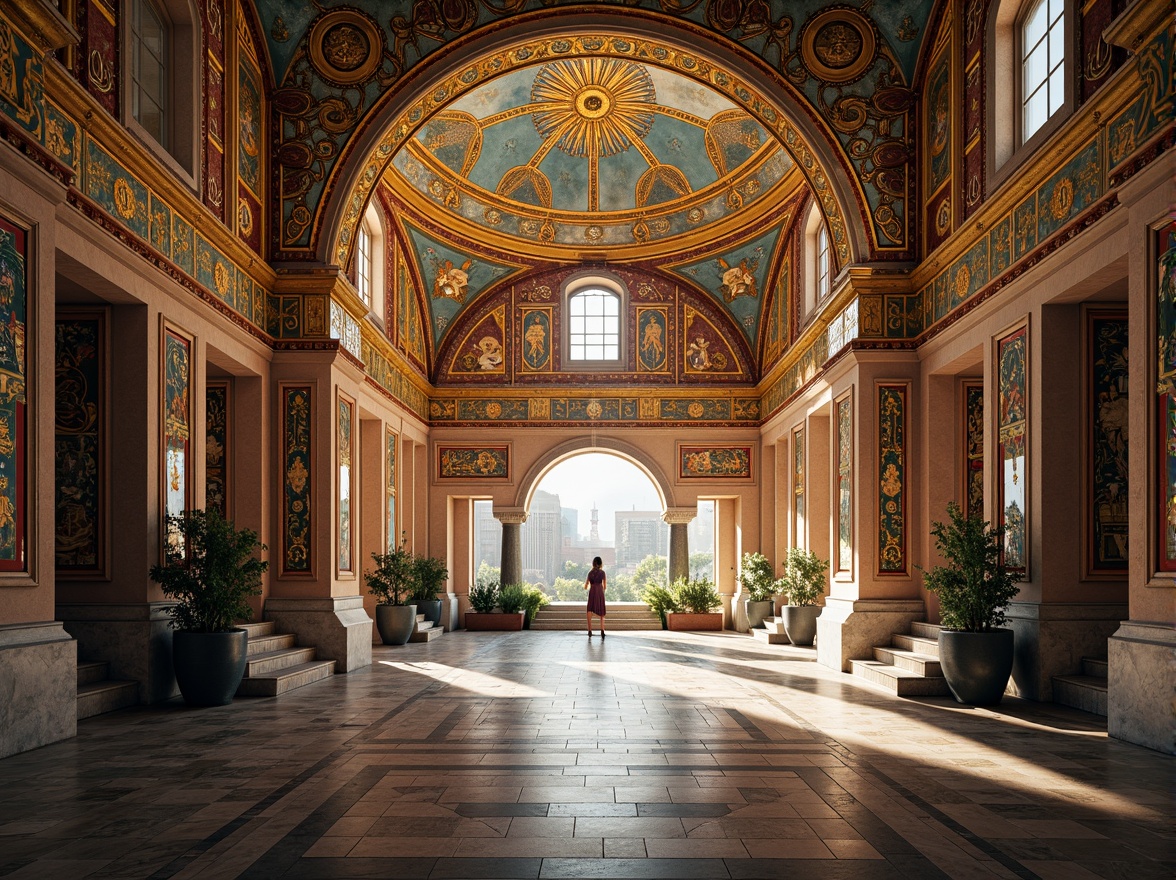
xmin=1019 ymin=0 xmax=1065 ymax=144
xmin=356 ymin=201 xmax=386 ymax=330
xmin=800 ymin=201 xmax=833 ymax=326
xmin=561 ymin=274 xmax=627 ymax=370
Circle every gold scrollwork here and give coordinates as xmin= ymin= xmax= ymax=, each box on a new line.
xmin=800 ymin=10 xmax=877 ymax=84
xmin=88 ymin=50 xmax=113 ymax=94
xmin=113 ymin=178 xmax=137 ymax=219
xmin=309 ymin=11 xmax=383 ymax=85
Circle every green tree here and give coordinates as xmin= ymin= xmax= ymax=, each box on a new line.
xmin=551 ymin=576 xmax=584 ymax=601
xmin=632 ymin=554 xmax=668 ymax=591
xmin=605 ymin=571 xmax=641 ymax=602
xmin=690 ymin=552 xmax=713 ymax=580
xmin=475 ymin=561 xmax=501 ymax=588
xmin=563 ymin=559 xmax=589 ymax=581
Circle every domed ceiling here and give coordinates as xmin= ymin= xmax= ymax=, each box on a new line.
xmin=386 ymin=56 xmax=796 ymax=257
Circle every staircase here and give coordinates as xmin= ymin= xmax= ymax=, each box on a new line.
xmin=751 ymin=617 xmax=791 ymax=645
xmin=850 ymin=621 xmax=951 ymax=697
xmin=235 ymin=621 xmax=336 ymax=697
xmin=77 ymin=661 xmax=138 ymax=720
xmin=1052 ymin=658 xmax=1108 ymax=716
xmin=410 ymin=612 xmax=444 ymax=642
xmin=530 ymin=602 xmax=662 ymax=631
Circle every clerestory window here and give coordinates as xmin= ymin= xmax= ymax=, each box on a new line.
xmin=1020 ymin=0 xmax=1065 ymax=143
xmin=568 ymin=287 xmax=620 ymax=362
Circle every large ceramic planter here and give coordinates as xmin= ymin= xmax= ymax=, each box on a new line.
xmin=173 ymin=629 xmax=248 ymax=707
xmin=744 ymin=599 xmax=775 ymax=630
xmin=415 ymin=599 xmax=443 ymax=626
xmin=376 ymin=604 xmax=418 ymax=645
xmin=667 ymin=612 xmax=723 ymax=631
xmin=465 ymin=611 xmax=525 ymax=631
xmin=782 ymin=605 xmax=821 ymax=646
xmin=938 ymin=628 xmax=1014 ymax=705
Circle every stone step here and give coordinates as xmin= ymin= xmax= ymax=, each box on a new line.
xmin=77 ymin=660 xmax=109 ymax=687
xmin=1082 ymin=657 xmax=1108 ymax=678
xmin=850 ymin=659 xmax=951 ymax=697
xmin=238 ymin=621 xmax=277 ymax=639
xmin=909 ymin=621 xmax=942 ymax=640
xmin=534 ymin=608 xmax=660 ymax=618
xmin=1052 ymin=675 xmax=1108 ymax=717
xmin=873 ymin=646 xmax=942 ymax=677
xmin=236 ymin=660 xmax=336 ymax=698
xmin=247 ymin=632 xmax=297 ymax=656
xmin=751 ymin=627 xmax=790 ymax=645
xmin=409 ymin=627 xmax=443 ymax=642
xmin=761 ymin=618 xmax=788 ymax=635
xmin=77 ymin=680 xmax=139 ymax=720
xmin=244 ymin=646 xmax=318 ymax=678
xmin=891 ymin=633 xmax=941 ymax=658
xmin=529 ymin=620 xmax=663 ymax=630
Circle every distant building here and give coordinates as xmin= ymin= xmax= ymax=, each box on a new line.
xmin=521 ymin=490 xmax=562 ymax=586
xmin=689 ymin=502 xmax=715 ymax=554
xmin=474 ymin=501 xmax=502 ymax=571
xmin=616 ymin=510 xmax=668 ymax=567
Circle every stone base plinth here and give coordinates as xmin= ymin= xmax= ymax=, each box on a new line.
xmin=0 ymin=622 xmax=76 ymax=759
xmin=264 ymin=596 xmax=372 ymax=672
xmin=1108 ymin=621 xmax=1175 ymax=755
xmin=1005 ymin=602 xmax=1127 ymax=701
xmin=58 ymin=603 xmax=177 ymax=703
xmin=817 ymin=598 xmax=926 ymax=672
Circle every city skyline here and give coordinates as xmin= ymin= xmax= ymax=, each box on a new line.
xmin=536 ymin=453 xmax=662 ymax=542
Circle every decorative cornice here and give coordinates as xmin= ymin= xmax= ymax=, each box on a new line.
xmin=1103 ymin=0 xmax=1172 ymax=53
xmin=663 ymin=508 xmax=697 ymax=525
xmin=2 ymin=0 xmax=79 ymax=53
xmin=494 ymin=509 xmax=528 ymax=526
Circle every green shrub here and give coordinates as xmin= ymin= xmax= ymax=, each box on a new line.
xmin=468 ymin=580 xmax=499 ymax=614
xmin=922 ymin=502 xmax=1019 ymax=632
xmin=363 ymin=536 xmax=416 ymax=606
xmin=497 ymin=583 xmax=528 ymax=614
xmin=411 ymin=554 xmax=448 ymax=602
xmin=521 ymin=585 xmax=550 ymax=621
xmin=738 ymin=551 xmax=776 ymax=601
xmin=640 ymin=583 xmax=678 ymax=628
xmin=671 ymin=576 xmax=721 ymax=613
xmin=779 ymin=548 xmax=828 ymax=606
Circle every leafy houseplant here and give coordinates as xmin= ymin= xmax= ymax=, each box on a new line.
xmin=640 ymin=583 xmax=678 ymax=629
xmin=365 ymin=543 xmax=419 ymax=645
xmin=738 ymin=551 xmax=777 ymax=629
xmin=497 ymin=583 xmax=528 ymax=614
xmin=521 ymin=585 xmax=551 ymax=629
xmin=922 ymin=502 xmax=1020 ymax=705
xmin=411 ymin=554 xmax=449 ymax=626
xmin=777 ymin=548 xmax=828 ymax=646
xmin=149 ymin=509 xmax=266 ymax=706
xmin=666 ymin=577 xmax=723 ymax=631
xmin=464 ymin=577 xmax=524 ymax=631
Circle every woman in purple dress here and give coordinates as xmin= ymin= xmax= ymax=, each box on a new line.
xmin=584 ymin=556 xmax=607 ymax=638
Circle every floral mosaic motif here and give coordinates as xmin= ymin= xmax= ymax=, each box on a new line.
xmin=679 ymin=446 xmax=751 ymax=479
xmin=964 ymin=382 xmax=984 ymax=521
xmin=56 ymin=316 xmax=102 ymax=572
xmin=1162 ymin=392 xmax=1176 ymax=572
xmin=521 ymin=308 xmax=551 ymax=372
xmin=997 ymin=326 xmax=1028 ymax=576
xmin=636 ymin=307 xmax=667 ymax=372
xmin=438 ymin=446 xmax=509 ymax=479
xmin=670 ymin=230 xmax=776 ymax=344
xmin=877 ymin=386 xmax=906 ymax=574
xmin=683 ymin=308 xmax=738 ymax=374
xmin=337 ymin=396 xmax=353 ymax=573
xmin=0 ymin=19 xmax=44 ymax=139
xmin=283 ymin=387 xmax=312 ymax=574
xmin=385 ymin=429 xmax=396 ymax=553
xmin=163 ymin=328 xmax=191 ymax=560
xmin=793 ymin=427 xmax=805 ymax=541
xmin=0 ymin=220 xmax=22 ymax=568
xmin=237 ymin=56 xmax=262 ymax=195
xmin=1158 ymin=228 xmax=1176 ymax=571
xmin=836 ymin=393 xmax=853 ymax=573
xmin=1090 ymin=314 xmax=1128 ymax=571
xmin=205 ymin=383 xmax=228 ymax=520
xmin=926 ymin=46 xmax=951 ymax=194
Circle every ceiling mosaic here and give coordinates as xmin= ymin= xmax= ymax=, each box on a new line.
xmin=387 ymin=58 xmax=793 ymax=254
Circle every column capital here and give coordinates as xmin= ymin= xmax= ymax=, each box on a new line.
xmin=662 ymin=508 xmax=696 ymax=525
xmin=494 ymin=508 xmax=528 ymax=526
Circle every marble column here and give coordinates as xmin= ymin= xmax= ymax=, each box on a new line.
xmin=495 ymin=509 xmax=528 ymax=586
xmin=663 ymin=508 xmax=696 ymax=582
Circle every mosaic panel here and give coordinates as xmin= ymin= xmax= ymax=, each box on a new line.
xmin=206 ymin=382 xmax=228 ymax=521
xmin=386 ymin=428 xmax=397 ymax=553
xmin=149 ymin=193 xmax=172 ymax=258
xmin=1161 ymin=392 xmax=1176 ymax=572
xmin=792 ymin=426 xmax=805 ymax=545
xmin=682 ymin=307 xmax=740 ymax=375
xmin=1158 ymin=227 xmax=1176 ymax=572
xmin=0 ymin=218 xmax=24 ymax=570
xmin=1088 ymin=312 xmax=1128 ymax=573
xmin=836 ymin=391 xmax=853 ymax=574
xmin=997 ymin=324 xmax=1028 ymax=577
xmin=457 ymin=399 xmax=529 ymax=421
xmin=926 ymin=45 xmax=951 ymax=194
xmin=678 ymin=446 xmax=752 ymax=480
xmin=964 ymin=381 xmax=984 ymax=521
xmin=85 ymin=139 xmax=149 ymax=240
xmin=660 ymin=398 xmax=731 ymax=421
xmin=438 ymin=445 xmax=509 ymax=479
xmin=337 ymin=394 xmax=353 ymax=573
xmin=282 ymin=386 xmax=312 ymax=575
xmin=46 ymin=101 xmax=79 ymax=169
xmin=81 ymin=0 xmax=117 ymax=116
xmin=162 ymin=326 xmax=192 ymax=561
xmin=450 ymin=307 xmax=506 ymax=375
xmin=877 ymin=385 xmax=906 ymax=574
xmin=668 ymin=228 xmax=777 ymax=344
xmin=1037 ymin=142 xmax=1101 ymax=243
xmin=171 ymin=213 xmax=195 ymax=276
xmin=196 ymin=236 xmax=237 ymax=306
xmin=635 ymin=307 xmax=668 ymax=373
xmin=521 ymin=307 xmax=553 ymax=372
xmin=0 ymin=17 xmax=44 ymax=140
xmin=237 ymin=55 xmax=262 ymax=196
xmin=56 ymin=313 xmax=102 ymax=573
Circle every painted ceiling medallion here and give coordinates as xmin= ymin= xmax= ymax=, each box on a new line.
xmin=800 ymin=9 xmax=878 ymax=84
xmin=530 ymin=58 xmax=655 ymax=158
xmin=308 ymin=11 xmax=383 ymax=85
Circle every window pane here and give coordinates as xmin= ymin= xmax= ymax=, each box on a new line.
xmin=1024 ymin=44 xmax=1047 ymax=92
xmin=1049 ymin=26 xmax=1064 ymax=70
xmin=568 ymin=288 xmax=621 ymax=361
xmin=604 ymin=344 xmax=618 ymax=359
xmin=1049 ymin=70 xmax=1064 ymax=114
xmin=570 ymin=316 xmax=584 ymax=334
xmin=1024 ymin=0 xmax=1047 ymax=48
xmin=1024 ymin=87 xmax=1047 ymax=136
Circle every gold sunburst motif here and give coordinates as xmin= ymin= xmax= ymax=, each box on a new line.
xmin=530 ymin=58 xmax=655 ymax=158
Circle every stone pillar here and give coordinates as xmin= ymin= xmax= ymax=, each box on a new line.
xmin=496 ymin=509 xmax=528 ymax=587
xmin=663 ymin=509 xmax=696 ymax=582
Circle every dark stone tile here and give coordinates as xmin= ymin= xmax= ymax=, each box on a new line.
xmin=548 ymin=804 xmax=637 ymax=817
xmin=725 ymin=860 xmax=908 ymax=879
xmin=367 ymin=816 xmax=461 ymax=838
xmin=539 ymin=858 xmax=730 ymax=878
xmin=454 ymin=803 xmax=549 ymax=817
xmin=429 ymin=857 xmax=541 ymax=878
xmin=638 ymin=804 xmax=731 ymax=818
xmin=281 ymin=857 xmax=436 ymax=879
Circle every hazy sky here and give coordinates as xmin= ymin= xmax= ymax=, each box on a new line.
xmin=536 ymin=453 xmax=661 ymax=541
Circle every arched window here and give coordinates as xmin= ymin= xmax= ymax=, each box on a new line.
xmin=124 ymin=0 xmax=200 ymax=181
xmin=356 ymin=202 xmax=386 ymax=326
xmin=816 ymin=225 xmax=831 ymax=301
xmin=1020 ymin=0 xmax=1065 ymax=143
xmin=356 ymin=224 xmax=373 ymax=308
xmin=565 ymin=276 xmax=624 ymax=364
xmin=801 ymin=202 xmax=832 ymax=322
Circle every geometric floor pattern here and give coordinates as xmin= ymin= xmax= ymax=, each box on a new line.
xmin=0 ymin=630 xmax=1170 ymax=878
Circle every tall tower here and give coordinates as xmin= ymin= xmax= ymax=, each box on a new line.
xmin=590 ymin=504 xmax=599 ymax=542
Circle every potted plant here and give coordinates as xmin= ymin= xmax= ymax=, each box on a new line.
xmin=778 ymin=548 xmax=828 ymax=646
xmin=364 ymin=543 xmax=418 ymax=646
xmin=464 ymin=576 xmax=524 ymax=631
xmin=521 ymin=585 xmax=550 ymax=629
xmin=922 ymin=502 xmax=1019 ymax=705
xmin=738 ymin=551 xmax=777 ymax=630
xmin=640 ymin=583 xmax=677 ymax=630
xmin=149 ymin=509 xmax=266 ymax=706
xmin=666 ymin=577 xmax=723 ymax=631
xmin=411 ymin=553 xmax=448 ymax=627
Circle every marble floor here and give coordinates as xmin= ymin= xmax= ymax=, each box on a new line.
xmin=0 ymin=630 xmax=1171 ymax=879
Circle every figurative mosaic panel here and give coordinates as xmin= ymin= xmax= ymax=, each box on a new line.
xmin=836 ymin=391 xmax=853 ymax=573
xmin=521 ymin=308 xmax=552 ymax=373
xmin=925 ymin=42 xmax=951 ymax=195
xmin=206 ymin=382 xmax=229 ymax=521
xmin=56 ymin=314 xmax=102 ymax=573
xmin=337 ymin=394 xmax=353 ymax=573
xmin=1089 ymin=312 xmax=1128 ymax=573
xmin=678 ymin=446 xmax=752 ymax=480
xmin=397 ymin=253 xmax=426 ymax=367
xmin=450 ymin=307 xmax=506 ymax=376
xmin=683 ymin=307 xmax=739 ymax=376
xmin=997 ymin=325 xmax=1028 ymax=577
xmin=792 ymin=427 xmax=805 ymax=545
xmin=0 ymin=219 xmax=23 ymax=570
xmin=282 ymin=386 xmax=312 ymax=575
xmin=635 ymin=307 xmax=667 ymax=373
xmin=162 ymin=327 xmax=192 ymax=560
xmin=438 ymin=446 xmax=509 ymax=479
xmin=1159 ymin=227 xmax=1176 ymax=571
xmin=877 ymin=385 xmax=906 ymax=574
xmin=964 ymin=381 xmax=984 ymax=521
xmin=386 ymin=428 xmax=396 ymax=553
